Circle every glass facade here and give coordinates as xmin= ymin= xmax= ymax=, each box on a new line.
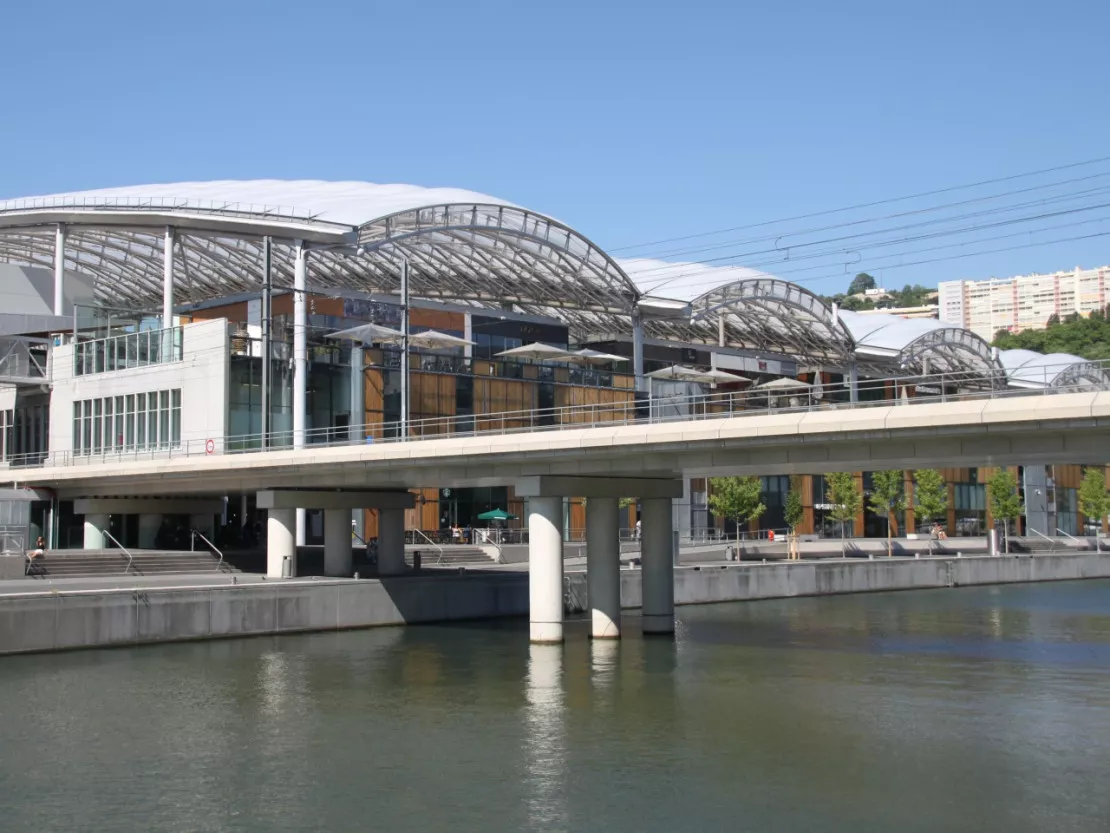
xmin=954 ymin=481 xmax=986 ymax=536
xmin=0 ymin=402 xmax=49 ymax=466
xmin=71 ymin=388 xmax=181 ymax=455
xmin=74 ymin=327 xmax=183 ymax=376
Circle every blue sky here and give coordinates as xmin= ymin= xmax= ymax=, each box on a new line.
xmin=2 ymin=0 xmax=1108 ymax=296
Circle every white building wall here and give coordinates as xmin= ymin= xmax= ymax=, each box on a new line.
xmin=48 ymin=319 xmax=229 ymax=458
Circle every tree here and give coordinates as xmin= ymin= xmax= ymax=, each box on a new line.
xmin=868 ymin=470 xmax=906 ymax=556
xmin=913 ymin=469 xmax=949 ymax=555
xmin=784 ymin=476 xmax=805 ymax=560
xmin=992 ymin=302 xmax=1110 ymax=362
xmin=848 ymin=272 xmax=877 ymax=296
xmin=987 ymin=469 xmax=1024 ymax=553
xmin=825 ymin=472 xmax=862 ymax=555
xmin=708 ymin=476 xmax=766 ymax=540
xmin=1078 ymin=467 xmax=1110 ymax=550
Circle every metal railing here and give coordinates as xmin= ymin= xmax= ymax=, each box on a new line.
xmin=101 ymin=528 xmax=134 ymax=575
xmin=190 ymin=529 xmax=225 ymax=572
xmin=8 ymin=363 xmax=1110 ymax=471
xmin=1027 ymin=527 xmax=1059 ymax=553
xmin=0 ymin=532 xmax=25 ymax=556
xmin=408 ymin=529 xmax=445 ymax=565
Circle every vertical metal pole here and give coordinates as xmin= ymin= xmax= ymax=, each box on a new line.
xmin=717 ymin=313 xmax=726 ymax=348
xmin=53 ymin=223 xmax=66 ymax=316
xmin=848 ymin=362 xmax=859 ymax=404
xmin=400 ymin=256 xmax=409 ymax=437
xmin=261 ymin=237 xmax=272 ymax=450
xmin=293 ymin=241 xmax=307 ymax=449
xmin=162 ymin=226 xmax=175 ymax=328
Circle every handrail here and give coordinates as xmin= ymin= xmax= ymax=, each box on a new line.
xmin=410 ymin=529 xmax=445 ymax=565
xmin=8 ymin=360 xmax=1110 ymax=470
xmin=1027 ymin=527 xmax=1058 ymax=552
xmin=1055 ymin=527 xmax=1081 ymax=543
xmin=474 ymin=527 xmax=504 ymax=563
xmin=190 ymin=528 xmax=225 ymax=572
xmin=101 ymin=528 xmax=134 ymax=575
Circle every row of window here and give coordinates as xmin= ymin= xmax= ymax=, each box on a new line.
xmin=72 ymin=389 xmax=182 ymax=456
xmin=74 ymin=327 xmax=183 ymax=377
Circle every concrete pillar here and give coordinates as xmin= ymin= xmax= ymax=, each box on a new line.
xmin=349 ymin=344 xmax=364 ymax=445
xmin=324 ymin=508 xmax=354 ymax=576
xmin=641 ymin=497 xmax=675 ymax=635
xmin=378 ymin=507 xmax=405 ymax=576
xmin=53 ymin=223 xmax=66 ymax=316
xmin=83 ymin=513 xmax=109 ymax=550
xmin=267 ymin=508 xmax=296 ymax=578
xmin=529 ymin=496 xmax=565 ymax=643
xmin=586 ymin=497 xmax=621 ymax=639
xmin=293 ymin=242 xmax=308 ymax=547
xmin=138 ymin=513 xmax=163 ymax=549
xmin=632 ymin=308 xmax=646 ymax=393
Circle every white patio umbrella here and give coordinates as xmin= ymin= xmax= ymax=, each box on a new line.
xmin=754 ymin=376 xmax=813 ymax=390
xmin=325 ymin=322 xmax=406 ymax=344
xmin=407 ymin=330 xmax=475 ymax=349
xmin=495 ymin=342 xmax=573 ymax=360
xmin=647 ymin=365 xmax=748 ymax=384
xmin=565 ymin=348 xmax=628 ymax=365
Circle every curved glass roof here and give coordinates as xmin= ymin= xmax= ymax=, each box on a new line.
xmin=0 ymin=180 xmax=639 ymax=336
xmin=840 ymin=310 xmax=998 ymax=377
xmin=999 ymin=348 xmax=1110 ymax=389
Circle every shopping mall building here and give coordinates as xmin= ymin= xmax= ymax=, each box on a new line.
xmin=0 ymin=181 xmax=1106 ymax=550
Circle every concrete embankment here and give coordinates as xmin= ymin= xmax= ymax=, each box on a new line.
xmin=3 ymin=553 xmax=1109 ymax=656
xmin=567 ymin=552 xmax=1110 ymax=612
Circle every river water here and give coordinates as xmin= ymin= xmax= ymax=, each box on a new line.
xmin=2 ymin=580 xmax=1109 ymax=833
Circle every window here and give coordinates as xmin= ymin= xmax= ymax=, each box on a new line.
xmin=74 ymin=327 xmax=183 ymax=376
xmin=72 ymin=388 xmax=182 ymax=455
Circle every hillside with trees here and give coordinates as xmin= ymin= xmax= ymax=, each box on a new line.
xmin=992 ymin=305 xmax=1110 ymax=361
xmin=823 ymin=272 xmax=934 ymax=311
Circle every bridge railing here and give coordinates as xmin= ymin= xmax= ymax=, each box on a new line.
xmin=5 ymin=361 xmax=1110 ymax=470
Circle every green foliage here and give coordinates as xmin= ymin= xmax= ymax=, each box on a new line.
xmin=618 ymin=497 xmax=636 ymax=509
xmin=913 ymin=469 xmax=948 ymax=526
xmin=825 ymin=471 xmax=861 ymax=525
xmin=784 ymin=475 xmax=805 ymax=531
xmin=708 ymin=476 xmax=766 ymax=530
xmin=868 ymin=470 xmax=906 ymax=521
xmin=991 ymin=303 xmax=1110 ymax=361
xmin=868 ymin=470 xmax=905 ymax=555
xmin=1078 ymin=468 xmax=1110 ymax=527
xmin=986 ymin=469 xmax=1024 ymax=524
xmin=825 ymin=472 xmax=861 ymax=552
xmin=824 ymin=280 xmax=932 ymax=312
xmin=848 ymin=272 xmax=877 ymax=295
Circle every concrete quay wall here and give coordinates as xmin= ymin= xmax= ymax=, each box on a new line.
xmin=0 ymin=573 xmax=529 ymax=656
xmin=566 ymin=552 xmax=1110 ymax=613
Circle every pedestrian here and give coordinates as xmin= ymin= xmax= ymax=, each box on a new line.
xmin=28 ymin=536 xmax=45 ymax=562
xmin=635 ymin=519 xmax=642 ymax=542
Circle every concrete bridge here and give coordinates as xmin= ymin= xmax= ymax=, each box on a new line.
xmin=10 ymin=391 xmax=1110 ymax=644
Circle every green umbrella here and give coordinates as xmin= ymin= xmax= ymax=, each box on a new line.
xmin=477 ymin=509 xmax=517 ymax=521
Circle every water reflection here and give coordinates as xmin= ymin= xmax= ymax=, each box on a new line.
xmin=524 ymin=643 xmax=568 ymax=832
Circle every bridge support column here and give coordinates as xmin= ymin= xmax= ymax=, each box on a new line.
xmin=324 ymin=508 xmax=353 ymax=576
xmin=529 ymin=496 xmax=564 ymax=643
xmin=586 ymin=497 xmax=621 ymax=639
xmin=267 ymin=508 xmax=296 ymax=578
xmin=138 ymin=514 xmax=163 ymax=549
xmin=83 ymin=514 xmax=109 ymax=550
xmin=378 ymin=507 xmax=406 ymax=576
xmin=641 ymin=497 xmax=675 ymax=635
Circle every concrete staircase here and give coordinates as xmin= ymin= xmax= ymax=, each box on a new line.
xmin=25 ymin=549 xmax=234 ymax=579
xmin=405 ymin=545 xmax=497 ymax=567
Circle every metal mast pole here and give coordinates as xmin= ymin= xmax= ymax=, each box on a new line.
xmin=261 ymin=237 xmax=272 ymax=450
xmin=400 ymin=256 xmax=409 ymax=437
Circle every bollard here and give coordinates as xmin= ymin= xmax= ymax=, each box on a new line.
xmin=413 ymin=551 xmax=422 ymax=571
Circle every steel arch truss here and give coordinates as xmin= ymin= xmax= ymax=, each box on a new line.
xmin=679 ymin=279 xmax=856 ymax=363
xmin=1052 ymin=361 xmax=1110 ymax=390
xmin=0 ymin=203 xmax=640 ymax=339
xmin=896 ymin=327 xmax=999 ymax=382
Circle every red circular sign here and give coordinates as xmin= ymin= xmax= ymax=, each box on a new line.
xmin=205 ymin=439 xmax=215 ymax=454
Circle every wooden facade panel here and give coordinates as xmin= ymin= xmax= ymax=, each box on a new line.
xmin=410 ymin=309 xmax=464 ymax=331
xmin=364 ymin=368 xmax=385 ymax=439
